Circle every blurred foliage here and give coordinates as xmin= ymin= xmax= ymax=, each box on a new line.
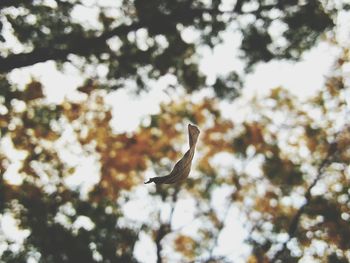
xmin=0 ymin=44 xmax=349 ymax=262
xmin=0 ymin=0 xmax=344 ymax=97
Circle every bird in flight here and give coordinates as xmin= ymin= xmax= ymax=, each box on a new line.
xmin=144 ymin=124 xmax=200 ymax=184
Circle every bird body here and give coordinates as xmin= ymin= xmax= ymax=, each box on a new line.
xmin=144 ymin=124 xmax=200 ymax=184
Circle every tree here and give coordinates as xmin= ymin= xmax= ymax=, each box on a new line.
xmin=1 ymin=1 xmax=350 ymax=262
xmin=0 ymin=0 xmax=343 ymax=96
xmin=0 ymin=44 xmax=349 ymax=262
xmin=0 ymin=80 xmax=139 ymax=263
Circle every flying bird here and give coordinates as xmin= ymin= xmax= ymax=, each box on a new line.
xmin=144 ymin=124 xmax=200 ymax=184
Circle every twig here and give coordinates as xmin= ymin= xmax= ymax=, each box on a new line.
xmin=154 ymin=185 xmax=181 ymax=263
xmin=270 ymin=142 xmax=337 ymax=262
xmin=208 ymin=205 xmax=232 ymax=258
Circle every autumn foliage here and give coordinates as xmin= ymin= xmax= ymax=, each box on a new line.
xmin=0 ymin=49 xmax=350 ymax=262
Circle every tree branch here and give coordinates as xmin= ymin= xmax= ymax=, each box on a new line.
xmin=0 ymin=3 xmax=280 ymax=73
xmin=0 ymin=6 xmax=237 ymax=73
xmin=155 ymin=223 xmax=169 ymax=263
xmin=270 ymin=142 xmax=338 ymax=262
xmin=1 ymin=7 xmax=205 ymax=73
xmin=154 ymin=185 xmax=180 ymax=263
xmin=207 ymin=204 xmax=231 ymax=261
xmin=0 ymin=0 xmax=28 ymax=8
xmin=0 ymin=23 xmax=141 ymax=73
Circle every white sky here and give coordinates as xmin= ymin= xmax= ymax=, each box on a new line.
xmin=7 ymin=39 xmax=339 ymax=134
xmin=3 ymin=4 xmax=350 ymax=263
xmin=4 ymin=38 xmax=339 ymax=263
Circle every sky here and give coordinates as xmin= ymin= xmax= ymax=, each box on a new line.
xmin=3 ymin=32 xmax=340 ymax=263
xmin=7 ymin=38 xmax=339 ymax=133
xmin=2 ymin=3 xmax=350 ymax=263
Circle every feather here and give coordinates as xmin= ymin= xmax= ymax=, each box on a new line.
xmin=144 ymin=124 xmax=200 ymax=184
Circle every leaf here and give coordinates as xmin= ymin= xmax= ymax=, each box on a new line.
xmin=22 ymin=80 xmax=44 ymax=101
xmin=173 ymin=234 xmax=197 ymax=259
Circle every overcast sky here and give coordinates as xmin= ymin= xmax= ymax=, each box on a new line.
xmin=3 ymin=5 xmax=350 ymax=262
